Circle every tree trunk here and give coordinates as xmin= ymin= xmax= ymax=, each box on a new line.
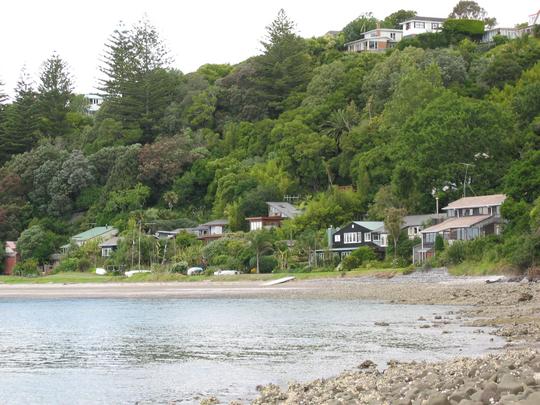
xmin=256 ymin=251 xmax=260 ymax=274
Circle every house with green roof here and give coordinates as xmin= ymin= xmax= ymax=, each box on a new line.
xmin=61 ymin=226 xmax=118 ymax=254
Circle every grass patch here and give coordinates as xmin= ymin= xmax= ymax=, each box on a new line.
xmin=0 ymin=268 xmax=407 ymax=284
xmin=448 ymin=260 xmax=506 ymax=276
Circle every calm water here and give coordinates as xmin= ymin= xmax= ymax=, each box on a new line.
xmin=0 ymin=298 xmax=499 ymax=404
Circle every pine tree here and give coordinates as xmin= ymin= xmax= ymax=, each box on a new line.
xmin=99 ymin=18 xmax=175 ymax=142
xmin=0 ymin=80 xmax=7 ymax=104
xmin=1 ymin=69 xmax=40 ymax=162
xmin=37 ymin=53 xmax=74 ymax=137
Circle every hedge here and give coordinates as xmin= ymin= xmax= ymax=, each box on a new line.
xmin=443 ymin=19 xmax=485 ymax=36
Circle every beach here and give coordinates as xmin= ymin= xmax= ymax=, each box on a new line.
xmin=1 ymin=270 xmax=539 ymax=404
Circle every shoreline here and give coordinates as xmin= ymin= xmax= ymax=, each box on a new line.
xmin=0 ymin=272 xmax=538 ymax=404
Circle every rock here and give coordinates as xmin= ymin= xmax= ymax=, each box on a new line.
xmin=517 ymin=392 xmax=540 ymax=405
xmin=518 ymin=292 xmax=533 ymax=302
xmin=375 ymin=321 xmax=390 ymax=327
xmin=200 ymin=396 xmax=220 ymax=405
xmin=434 ymin=315 xmax=442 ymax=320
xmin=420 ymin=324 xmax=430 ymax=329
xmin=425 ymin=394 xmax=450 ymax=405
xmin=359 ymin=360 xmax=376 ymax=369
xmin=480 ymin=384 xmax=500 ymax=404
xmin=498 ymin=373 xmax=524 ymax=395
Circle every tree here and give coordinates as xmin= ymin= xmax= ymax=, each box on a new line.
xmin=448 ymin=1 xmax=496 ymax=27
xmin=251 ymin=9 xmax=314 ymax=117
xmin=0 ymin=80 xmax=7 ymax=104
xmin=342 ymin=12 xmax=378 ymax=43
xmin=248 ymin=230 xmax=274 ymax=274
xmin=37 ymin=53 xmax=73 ymax=137
xmin=1 ymin=69 xmax=40 ymax=157
xmin=382 ymin=10 xmax=417 ymax=29
xmin=99 ymin=18 xmax=179 ymax=142
xmin=384 ymin=208 xmax=406 ymax=260
xmin=16 ymin=225 xmax=58 ymax=265
xmin=449 ymin=1 xmax=486 ymax=20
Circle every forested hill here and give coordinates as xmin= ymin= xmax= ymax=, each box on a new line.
xmin=0 ymin=8 xmax=539 ymax=268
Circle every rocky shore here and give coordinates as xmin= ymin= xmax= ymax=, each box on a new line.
xmin=208 ymin=272 xmax=540 ymax=404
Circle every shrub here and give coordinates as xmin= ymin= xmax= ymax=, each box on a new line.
xmin=341 ymin=247 xmax=377 ymax=271
xmin=170 ymin=261 xmax=188 ymax=274
xmin=442 ymin=241 xmax=467 ymax=265
xmin=435 ymin=235 xmax=445 ymax=252
xmin=443 ymin=19 xmax=485 ymax=36
xmin=249 ymin=255 xmax=278 ymax=273
xmin=55 ymin=258 xmax=80 ymax=273
xmin=78 ymin=258 xmax=92 ymax=272
xmin=14 ymin=259 xmax=40 ymax=277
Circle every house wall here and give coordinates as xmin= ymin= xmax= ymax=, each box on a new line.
xmin=402 ymin=21 xmax=443 ymax=37
xmin=331 ymin=223 xmax=387 ymax=251
xmin=4 ymin=255 xmax=16 ymax=275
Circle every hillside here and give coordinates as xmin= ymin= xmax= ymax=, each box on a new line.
xmin=0 ymin=8 xmax=539 ymax=275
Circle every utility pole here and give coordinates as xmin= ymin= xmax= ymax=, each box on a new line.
xmin=460 ymin=163 xmax=474 ymax=197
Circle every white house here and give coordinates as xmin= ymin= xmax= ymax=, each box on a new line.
xmin=482 ymin=27 xmax=520 ymax=43
xmin=413 ymin=194 xmax=506 ymax=264
xmin=345 ymin=26 xmax=403 ymax=53
xmin=85 ymin=93 xmax=103 ymax=113
xmin=400 ymin=17 xmax=446 ymax=37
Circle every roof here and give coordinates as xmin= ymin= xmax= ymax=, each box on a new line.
xmin=400 ymin=16 xmax=447 ymax=24
xmin=442 ymin=194 xmax=506 ymax=210
xmin=352 ymin=221 xmax=385 ymax=231
xmin=267 ymin=202 xmax=302 ymax=218
xmin=5 ymin=241 xmax=16 ymax=255
xmin=200 ymin=219 xmax=229 ymax=227
xmin=72 ymin=226 xmax=117 ymax=242
xmin=402 ymin=214 xmax=444 ymax=228
xmin=99 ymin=237 xmax=120 ymax=248
xmin=421 ymin=215 xmax=492 ymax=233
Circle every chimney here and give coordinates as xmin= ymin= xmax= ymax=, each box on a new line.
xmin=376 ymin=22 xmax=381 ymax=36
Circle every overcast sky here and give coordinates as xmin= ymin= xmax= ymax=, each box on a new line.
xmin=0 ymin=0 xmax=536 ymax=98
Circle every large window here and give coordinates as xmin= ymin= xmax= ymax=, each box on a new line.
xmin=432 ymin=23 xmax=440 ymax=29
xmin=344 ymin=232 xmax=362 ymax=244
xmin=365 ymin=232 xmax=371 ymax=242
xmin=334 ymin=234 xmax=341 ymax=243
xmin=414 ymin=22 xmax=425 ymax=28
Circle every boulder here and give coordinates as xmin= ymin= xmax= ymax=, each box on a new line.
xmin=498 ymin=374 xmax=524 ymax=395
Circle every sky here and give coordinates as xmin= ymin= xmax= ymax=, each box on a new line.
xmin=0 ymin=0 xmax=536 ymax=98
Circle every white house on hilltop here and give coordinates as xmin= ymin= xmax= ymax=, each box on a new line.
xmin=400 ymin=16 xmax=446 ymax=37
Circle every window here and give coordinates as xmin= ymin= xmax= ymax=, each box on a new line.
xmin=102 ymin=248 xmax=113 ymax=257
xmin=432 ymin=23 xmax=439 ymax=29
xmin=373 ymin=233 xmax=380 ymax=242
xmin=414 ymin=22 xmax=425 ymax=28
xmin=334 ymin=234 xmax=341 ymax=243
xmin=365 ymin=232 xmax=371 ymax=242
xmin=250 ymin=221 xmax=262 ymax=231
xmin=390 ymin=33 xmax=396 ymax=39
xmin=406 ymin=23 xmax=411 ymax=30
xmin=344 ymin=232 xmax=361 ymax=244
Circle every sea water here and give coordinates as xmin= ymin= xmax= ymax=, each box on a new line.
xmin=0 ymin=298 xmax=501 ymax=404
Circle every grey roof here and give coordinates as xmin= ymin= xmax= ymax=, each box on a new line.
xmin=352 ymin=221 xmax=385 ymax=231
xmin=402 ymin=214 xmax=444 ymax=228
xmin=400 ymin=16 xmax=447 ymax=24
xmin=443 ymin=194 xmax=506 ymax=210
xmin=200 ymin=219 xmax=229 ymax=227
xmin=99 ymin=236 xmax=120 ymax=247
xmin=267 ymin=202 xmax=302 ymax=218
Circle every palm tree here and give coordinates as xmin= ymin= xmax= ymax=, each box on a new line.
xmin=248 ymin=230 xmax=274 ymax=274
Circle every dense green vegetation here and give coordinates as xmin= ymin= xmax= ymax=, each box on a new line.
xmin=0 ymin=3 xmax=539 ymax=276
